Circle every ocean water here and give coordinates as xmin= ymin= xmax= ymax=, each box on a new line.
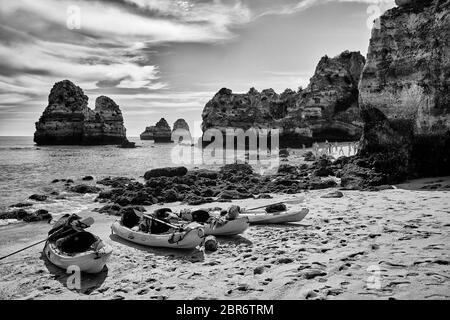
xmin=0 ymin=136 xmax=357 ymax=222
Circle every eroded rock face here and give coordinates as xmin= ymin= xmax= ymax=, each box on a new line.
xmin=140 ymin=126 xmax=156 ymax=140
xmin=34 ymin=80 xmax=127 ymax=145
xmin=153 ymin=118 xmax=173 ymax=143
xmin=201 ymin=51 xmax=365 ymax=148
xmin=357 ymin=0 xmax=450 ymax=180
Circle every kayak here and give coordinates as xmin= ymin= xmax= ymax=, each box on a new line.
xmin=43 ymin=237 xmax=112 ymax=274
xmin=242 ymin=208 xmax=309 ymax=224
xmin=111 ymin=221 xmax=204 ymax=249
xmin=203 ymin=217 xmax=249 ymax=236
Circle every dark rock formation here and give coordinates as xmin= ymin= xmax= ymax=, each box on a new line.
xmin=342 ymin=0 xmax=450 ymax=189
xmin=140 ymin=125 xmax=156 ymax=140
xmin=118 ymin=139 xmax=136 ymax=148
xmin=172 ymin=119 xmax=192 ymax=144
xmin=0 ymin=209 xmax=52 ymax=222
xmin=144 ymin=166 xmax=188 ymax=179
xmin=153 ymin=118 xmax=173 ymax=143
xmin=201 ymin=51 xmax=365 ymax=148
xmin=34 ymin=80 xmax=128 ymax=145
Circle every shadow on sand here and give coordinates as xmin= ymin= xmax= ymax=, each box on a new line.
xmin=395 ymin=177 xmax=450 ymax=192
xmin=40 ymin=252 xmax=108 ymax=295
xmin=109 ymin=233 xmax=205 ymax=263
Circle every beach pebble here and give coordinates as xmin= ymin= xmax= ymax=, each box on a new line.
xmin=302 ymin=269 xmax=327 ymax=280
xmin=321 ymin=191 xmax=344 ymax=198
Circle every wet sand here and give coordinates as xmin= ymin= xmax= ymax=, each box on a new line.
xmin=0 ymin=177 xmax=449 ymax=300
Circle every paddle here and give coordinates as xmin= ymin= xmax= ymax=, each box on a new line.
xmin=0 ymin=217 xmax=94 ymax=261
xmin=135 ymin=210 xmax=183 ymax=230
xmin=245 ymin=196 xmax=306 ymax=211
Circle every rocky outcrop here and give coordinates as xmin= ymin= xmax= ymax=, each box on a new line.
xmin=201 ymin=51 xmax=366 ymax=148
xmin=172 ymin=118 xmax=192 ymax=144
xmin=153 ymin=118 xmax=173 ymax=143
xmin=140 ymin=126 xmax=156 ymax=140
xmin=34 ymin=80 xmax=128 ymax=145
xmin=345 ymin=0 xmax=450 ymax=188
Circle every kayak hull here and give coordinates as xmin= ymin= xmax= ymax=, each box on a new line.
xmin=43 ymin=241 xmax=112 ymax=274
xmin=204 ymin=217 xmax=249 ymax=236
xmin=111 ymin=221 xmax=204 ymax=249
xmin=243 ymin=208 xmax=309 ymax=224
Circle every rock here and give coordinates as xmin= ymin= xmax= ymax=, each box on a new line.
xmin=265 ymin=203 xmax=287 ymax=213
xmin=51 ymin=179 xmax=60 ymax=183
xmin=34 ymin=80 xmax=128 ymax=145
xmin=279 ymin=149 xmax=290 ymax=158
xmin=82 ymin=176 xmax=94 ymax=181
xmin=9 ymin=203 xmax=33 ymax=208
xmin=144 ymin=167 xmax=188 ymax=179
xmin=277 ymin=164 xmax=297 ymax=174
xmin=69 ymin=184 xmax=101 ymax=194
xmin=29 ymin=194 xmax=48 ymax=201
xmin=256 ymin=193 xmax=272 ymax=199
xmin=201 ymin=51 xmax=365 ymax=148
xmin=95 ymin=204 xmax=122 ymax=216
xmin=356 ymin=0 xmax=450 ymax=183
xmin=118 ymin=139 xmax=136 ymax=148
xmin=162 ymin=189 xmax=178 ymax=202
xmin=140 ymin=125 xmax=156 ymax=140
xmin=218 ymin=190 xmax=252 ymax=200
xmin=153 ymin=118 xmax=173 ymax=143
xmin=172 ymin=119 xmax=192 ymax=144
xmin=0 ymin=209 xmax=52 ymax=222
xmin=303 ymin=151 xmax=316 ymax=161
xmin=321 ymin=191 xmax=344 ymax=198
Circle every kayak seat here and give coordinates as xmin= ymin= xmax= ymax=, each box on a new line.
xmin=55 ymin=231 xmax=98 ymax=254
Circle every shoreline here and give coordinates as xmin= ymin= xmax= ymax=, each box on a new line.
xmin=1 ymin=176 xmax=449 ymax=300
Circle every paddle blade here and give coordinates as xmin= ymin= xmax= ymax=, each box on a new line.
xmin=283 ymin=196 xmax=306 ymax=205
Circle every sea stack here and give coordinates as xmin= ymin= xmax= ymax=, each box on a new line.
xmin=172 ymin=119 xmax=192 ymax=144
xmin=153 ymin=118 xmax=173 ymax=143
xmin=34 ymin=80 xmax=128 ymax=145
xmin=201 ymin=50 xmax=366 ymax=148
xmin=341 ymin=0 xmax=450 ymax=188
xmin=140 ymin=126 xmax=156 ymax=140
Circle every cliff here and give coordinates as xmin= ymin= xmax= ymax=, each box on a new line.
xmin=140 ymin=126 xmax=156 ymax=140
xmin=358 ymin=0 xmax=450 ymax=180
xmin=34 ymin=80 xmax=128 ymax=145
xmin=201 ymin=51 xmax=366 ymax=148
xmin=340 ymin=0 xmax=450 ymax=189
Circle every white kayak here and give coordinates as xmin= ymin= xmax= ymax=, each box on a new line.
xmin=203 ymin=217 xmax=249 ymax=236
xmin=43 ymin=239 xmax=112 ymax=274
xmin=111 ymin=221 xmax=204 ymax=249
xmin=242 ymin=208 xmax=309 ymax=224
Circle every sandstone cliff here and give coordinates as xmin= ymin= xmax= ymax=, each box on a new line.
xmin=356 ymin=0 xmax=450 ymax=180
xmin=34 ymin=80 xmax=128 ymax=145
xmin=201 ymin=51 xmax=366 ymax=147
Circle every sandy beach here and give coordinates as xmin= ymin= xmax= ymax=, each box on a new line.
xmin=1 ymin=176 xmax=448 ymax=300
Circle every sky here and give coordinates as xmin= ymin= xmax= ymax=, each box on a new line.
xmin=0 ymin=0 xmax=395 ymax=137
